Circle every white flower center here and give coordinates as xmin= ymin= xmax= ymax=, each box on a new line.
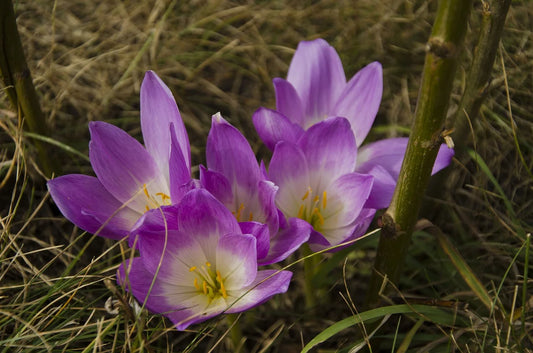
xmin=297 ymin=186 xmax=328 ymax=230
xmin=142 ymin=183 xmax=171 ymax=211
xmin=189 ymin=261 xmax=228 ymax=303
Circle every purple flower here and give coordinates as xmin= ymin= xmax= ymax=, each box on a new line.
xmin=253 ymin=38 xmax=454 ymax=210
xmin=47 ymin=71 xmax=192 ymax=240
xmin=200 ymin=113 xmax=310 ymax=265
xmin=268 ymin=117 xmax=375 ymax=251
xmin=118 ymin=189 xmax=292 ymax=330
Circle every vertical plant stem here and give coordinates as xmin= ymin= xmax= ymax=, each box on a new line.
xmin=0 ymin=0 xmax=55 ymax=176
xmin=365 ymin=0 xmax=472 ymax=308
xmin=449 ymin=0 xmax=512 ymax=152
xmin=227 ymin=313 xmax=245 ymax=352
xmin=303 ymin=244 xmax=319 ymax=308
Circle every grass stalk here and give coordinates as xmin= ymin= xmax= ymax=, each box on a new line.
xmin=365 ymin=0 xmax=473 ymax=308
xmin=0 ymin=0 xmax=55 ymax=176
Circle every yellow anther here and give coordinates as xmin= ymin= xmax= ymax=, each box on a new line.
xmin=312 ymin=208 xmax=325 ymax=226
xmin=216 ymin=270 xmax=222 ymax=283
xmin=193 ymin=278 xmax=201 ymax=290
xmin=145 ymin=205 xmax=150 ymax=212
xmin=248 ymin=212 xmax=254 ymax=221
xmin=313 ymin=195 xmax=320 ymax=203
xmin=205 ymin=262 xmax=211 ymax=267
xmin=219 ymin=280 xmax=228 ymax=298
xmin=322 ymin=191 xmax=327 ymax=209
xmin=143 ymin=184 xmax=150 ymax=198
xmin=297 ymin=204 xmax=305 ymax=219
xmin=189 ymin=266 xmax=197 ymax=272
xmin=301 ymin=187 xmax=311 ymax=201
xmin=202 ymin=281 xmax=207 ymax=295
xmin=156 ymin=192 xmax=171 ymax=203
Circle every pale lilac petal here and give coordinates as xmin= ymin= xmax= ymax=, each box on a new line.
xmin=269 ymin=141 xmax=310 ymax=217
xmin=332 ymin=62 xmax=383 ymax=146
xmin=356 ymin=138 xmax=454 ymax=179
xmin=298 ymin=117 xmax=357 ymax=188
xmin=256 ymin=180 xmax=279 ymax=236
xmin=433 ymin=144 xmax=455 ymax=174
xmin=88 ymin=121 xmax=161 ymax=213
xmin=118 ymin=258 xmax=214 ymax=331
xmin=252 ymin=108 xmax=304 ymax=150
xmin=225 ymin=270 xmax=292 ymax=313
xmin=199 ymin=166 xmax=233 ymax=205
xmin=239 ymin=222 xmax=270 ymax=261
xmin=48 ymin=175 xmax=139 ymax=240
xmin=176 ymin=189 xmax=241 ymax=260
xmin=356 ymin=137 xmax=407 ymax=179
xmin=207 ymin=113 xmax=260 ymax=191
xmin=321 ymin=172 xmax=373 ymax=229
xmin=128 ymin=205 xmax=179 ymax=248
xmin=258 ymin=217 xmax=311 ymax=265
xmin=287 ymin=39 xmax=346 ymax=127
xmin=141 ymin=71 xmax=190 ymax=176
xmin=363 ymin=165 xmax=396 ymax=209
xmin=216 ymin=233 xmax=257 ymax=289
xmin=273 ymin=78 xmax=305 ymax=126
xmin=169 ymin=123 xmax=191 ymax=203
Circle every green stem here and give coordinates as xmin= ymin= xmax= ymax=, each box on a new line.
xmin=303 ymin=245 xmax=318 ymax=309
xmin=227 ymin=313 xmax=244 ymax=352
xmin=365 ymin=0 xmax=472 ymax=308
xmin=0 ymin=0 xmax=55 ymax=177
xmin=450 ymin=0 xmax=512 ymax=152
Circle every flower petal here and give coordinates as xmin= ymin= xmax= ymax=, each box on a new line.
xmin=141 ymin=71 xmax=190 ymax=177
xmin=169 ymin=123 xmax=192 ymax=203
xmin=48 ymin=175 xmax=139 ymax=240
xmin=225 ymin=269 xmax=292 ymax=314
xmin=239 ymin=222 xmax=270 ymax=261
xmin=363 ymin=165 xmax=396 ymax=209
xmin=297 ymin=117 xmax=357 ymax=189
xmin=273 ymin=78 xmax=305 ymax=126
xmin=128 ymin=205 xmax=179 ymax=248
xmin=321 ymin=172 xmax=374 ymax=230
xmin=252 ymin=107 xmax=304 ymax=150
xmin=258 ymin=217 xmax=311 ymax=266
xmin=287 ymin=38 xmax=346 ymax=127
xmin=216 ymin=233 xmax=257 ymax=289
xmin=332 ymin=62 xmax=383 ymax=146
xmin=199 ymin=166 xmax=233 ymax=205
xmin=268 ymin=141 xmax=310 ymax=218
xmin=433 ymin=144 xmax=455 ymax=174
xmin=88 ymin=121 xmax=163 ymax=213
xmin=206 ymin=113 xmax=260 ymax=191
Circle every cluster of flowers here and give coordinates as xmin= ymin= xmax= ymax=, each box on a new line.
xmin=48 ymin=39 xmax=454 ymax=330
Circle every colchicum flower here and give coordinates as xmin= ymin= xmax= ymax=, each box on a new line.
xmin=47 ymin=71 xmax=193 ymax=240
xmin=268 ymin=117 xmax=375 ymax=251
xmin=253 ymin=38 xmax=454 ymax=210
xmin=118 ymin=189 xmax=292 ymax=330
xmin=200 ymin=113 xmax=311 ymax=265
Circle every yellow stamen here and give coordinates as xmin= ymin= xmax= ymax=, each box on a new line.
xmin=297 ymin=204 xmax=305 ymax=219
xmin=202 ymin=281 xmax=207 ymax=295
xmin=312 ymin=207 xmax=325 ymax=226
xmin=193 ymin=278 xmax=201 ymax=290
xmin=234 ymin=203 xmax=245 ymax=221
xmin=145 ymin=205 xmax=150 ymax=212
xmin=302 ymin=188 xmax=311 ymax=200
xmin=216 ymin=270 xmax=228 ymax=298
xmin=156 ymin=192 xmax=171 ymax=203
xmin=322 ymin=191 xmax=327 ymax=209
xmin=248 ymin=212 xmax=253 ymax=221
xmin=205 ymin=262 xmax=211 ymax=267
xmin=143 ymin=184 xmax=150 ymax=198
xmin=313 ymin=195 xmax=320 ymax=203
xmin=189 ymin=266 xmax=197 ymax=272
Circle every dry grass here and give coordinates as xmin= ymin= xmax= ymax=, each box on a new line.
xmin=1 ymin=0 xmax=532 ymax=351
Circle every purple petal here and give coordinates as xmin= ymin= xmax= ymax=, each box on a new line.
xmin=255 ymin=179 xmax=279 ymax=235
xmin=216 ymin=233 xmax=257 ymax=289
xmin=141 ymin=71 xmax=190 ymax=176
xmin=433 ymin=144 xmax=455 ymax=174
xmin=356 ymin=138 xmax=454 ymax=179
xmin=239 ymin=222 xmax=270 ymax=261
xmin=89 ymin=121 xmax=163 ymax=213
xmin=128 ymin=205 xmax=179 ymax=248
xmin=225 ymin=269 xmax=292 ymax=313
xmin=258 ymin=217 xmax=311 ymax=265
xmin=252 ymin=107 xmax=304 ymax=150
xmin=356 ymin=137 xmax=408 ymax=179
xmin=297 ymin=117 xmax=357 ymax=187
xmin=332 ymin=62 xmax=383 ymax=146
xmin=176 ymin=189 xmax=241 ymax=260
xmin=48 ymin=175 xmax=139 ymax=240
xmin=321 ymin=172 xmax=373 ymax=230
xmin=206 ymin=113 xmax=261 ymax=191
xmin=169 ymin=123 xmax=191 ymax=203
xmin=273 ymin=78 xmax=305 ymax=126
xmin=363 ymin=165 xmax=396 ymax=209
xmin=268 ymin=141 xmax=310 ymax=217
xmin=287 ymin=39 xmax=346 ymax=127
xmin=199 ymin=166 xmax=233 ymax=205
xmin=118 ymin=258 xmax=215 ymax=331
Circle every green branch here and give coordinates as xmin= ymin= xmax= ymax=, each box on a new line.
xmin=365 ymin=0 xmax=473 ymax=308
xmin=1 ymin=0 xmax=55 ymax=177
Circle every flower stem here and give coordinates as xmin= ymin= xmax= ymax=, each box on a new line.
xmin=227 ymin=313 xmax=245 ymax=352
xmin=303 ymin=244 xmax=319 ymax=309
xmin=0 ymin=0 xmax=55 ymax=177
xmin=365 ymin=0 xmax=473 ymax=308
